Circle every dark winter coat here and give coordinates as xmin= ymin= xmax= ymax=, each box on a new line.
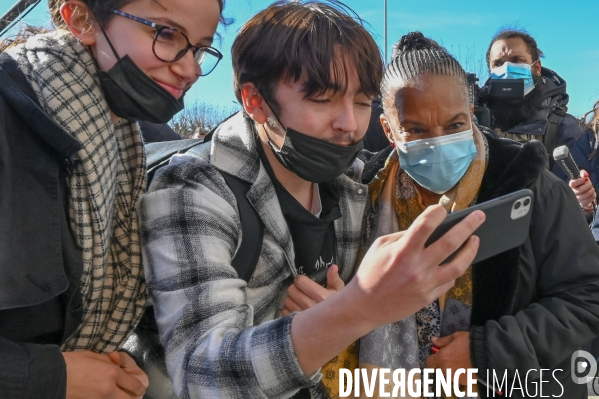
xmin=494 ymin=67 xmax=597 ymax=187
xmin=0 ymin=53 xmax=83 ymax=398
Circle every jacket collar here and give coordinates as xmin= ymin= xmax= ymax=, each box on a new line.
xmin=0 ymin=53 xmax=82 ymax=161
xmin=209 ymin=111 xmax=367 ymax=280
xmin=503 ymin=67 xmax=568 ymax=137
xmin=209 ymin=111 xmax=295 ymax=265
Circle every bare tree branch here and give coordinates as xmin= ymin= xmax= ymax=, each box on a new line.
xmin=170 ymin=101 xmax=241 ymax=139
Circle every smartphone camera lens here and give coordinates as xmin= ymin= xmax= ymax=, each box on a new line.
xmin=524 ymin=198 xmax=531 ymax=206
xmin=514 ymin=201 xmax=522 ymax=210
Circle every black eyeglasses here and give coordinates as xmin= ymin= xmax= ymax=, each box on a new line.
xmin=111 ymin=9 xmax=223 ymax=76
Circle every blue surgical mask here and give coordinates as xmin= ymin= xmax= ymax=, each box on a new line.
xmin=490 ymin=61 xmax=537 ymax=96
xmin=395 ymin=129 xmax=477 ymax=194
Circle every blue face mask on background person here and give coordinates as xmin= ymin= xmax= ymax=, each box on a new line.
xmin=490 ymin=61 xmax=537 ymax=96
xmin=395 ymin=128 xmax=477 ymax=194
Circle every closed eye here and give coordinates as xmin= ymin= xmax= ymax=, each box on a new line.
xmin=408 ymin=127 xmax=427 ymax=134
xmin=448 ymin=123 xmax=464 ymax=131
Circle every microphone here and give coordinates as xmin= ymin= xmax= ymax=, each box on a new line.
xmin=553 ymin=145 xmax=580 ymax=180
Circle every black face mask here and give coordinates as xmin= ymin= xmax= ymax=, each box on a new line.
xmin=263 ymin=102 xmax=364 ymax=183
xmin=94 ymin=27 xmax=184 ymax=123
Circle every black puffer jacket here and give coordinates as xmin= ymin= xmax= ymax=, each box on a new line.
xmin=490 ymin=68 xmax=597 ymax=188
xmin=471 ymin=133 xmax=599 ymax=398
xmin=363 ymin=131 xmax=599 ymax=398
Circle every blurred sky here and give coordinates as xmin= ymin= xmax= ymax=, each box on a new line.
xmin=1 ymin=0 xmax=598 ymax=117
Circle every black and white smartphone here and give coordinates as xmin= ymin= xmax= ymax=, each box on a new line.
xmin=425 ymin=189 xmax=534 ymax=264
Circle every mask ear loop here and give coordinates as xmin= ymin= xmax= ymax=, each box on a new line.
xmin=525 ymin=60 xmax=541 ymax=95
xmin=260 ymin=95 xmax=288 ymax=152
xmin=86 ymin=15 xmax=121 ymax=70
xmin=97 ymin=23 xmax=121 ymax=60
xmin=382 ymin=117 xmax=397 ymax=149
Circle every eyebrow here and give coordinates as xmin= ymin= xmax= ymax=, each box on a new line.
xmin=146 ymin=15 xmax=215 ymax=45
xmin=400 ymin=112 xmax=469 ymax=126
xmin=399 ymin=118 xmax=424 ymax=126
xmin=491 ymin=53 xmax=527 ymax=64
xmin=149 ymin=0 xmax=214 ymax=44
xmin=448 ymin=112 xmax=470 ymax=122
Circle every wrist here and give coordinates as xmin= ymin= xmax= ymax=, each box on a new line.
xmin=335 ymin=280 xmax=383 ymax=333
xmin=290 ymin=288 xmax=373 ymax=377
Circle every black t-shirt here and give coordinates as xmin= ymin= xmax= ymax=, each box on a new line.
xmin=255 ymin=135 xmax=342 ymax=283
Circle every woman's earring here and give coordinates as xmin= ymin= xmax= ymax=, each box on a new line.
xmin=389 ymin=141 xmax=395 ymax=149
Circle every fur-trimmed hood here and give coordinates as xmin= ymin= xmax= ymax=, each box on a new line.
xmin=472 ymin=134 xmax=547 ymax=325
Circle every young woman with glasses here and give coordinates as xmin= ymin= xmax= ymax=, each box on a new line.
xmin=0 ymin=0 xmax=225 ymax=397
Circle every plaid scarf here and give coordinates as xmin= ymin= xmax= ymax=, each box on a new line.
xmin=7 ymin=30 xmax=148 ymax=352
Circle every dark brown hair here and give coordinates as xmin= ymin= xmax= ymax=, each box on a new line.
xmin=486 ymin=29 xmax=544 ymax=68
xmin=1 ymin=0 xmax=227 ymax=51
xmin=231 ymin=0 xmax=383 ymax=113
xmin=48 ymin=0 xmax=227 ymax=29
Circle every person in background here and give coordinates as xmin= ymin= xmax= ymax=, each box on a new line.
xmin=139 ymin=2 xmax=484 ymax=398
xmin=0 ymin=0 xmax=225 ymax=397
xmin=486 ymin=29 xmax=597 ymax=217
xmin=358 ymin=31 xmax=599 ymax=398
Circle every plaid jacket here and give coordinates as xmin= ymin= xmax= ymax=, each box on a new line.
xmin=140 ymin=112 xmax=368 ymax=398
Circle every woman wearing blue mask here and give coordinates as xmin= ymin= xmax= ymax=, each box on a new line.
xmin=358 ymin=32 xmax=599 ymax=398
xmin=0 ymin=0 xmax=225 ymax=397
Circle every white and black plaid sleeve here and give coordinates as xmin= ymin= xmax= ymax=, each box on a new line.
xmin=139 ymin=155 xmax=319 ymax=399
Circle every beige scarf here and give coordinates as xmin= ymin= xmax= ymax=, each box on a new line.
xmin=7 ymin=30 xmax=147 ymax=352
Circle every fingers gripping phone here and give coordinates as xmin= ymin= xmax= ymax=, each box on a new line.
xmin=425 ymin=189 xmax=534 ymax=264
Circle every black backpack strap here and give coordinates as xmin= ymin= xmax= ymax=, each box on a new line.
xmin=145 ymin=138 xmax=204 ymax=184
xmin=543 ymin=107 xmax=566 ymax=169
xmin=145 ymin=125 xmax=264 ymax=282
xmin=219 ymin=171 xmax=264 ymax=282
xmin=146 ymin=112 xmax=239 ymax=183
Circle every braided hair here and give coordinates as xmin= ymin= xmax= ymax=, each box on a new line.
xmin=381 ymin=32 xmax=468 ymax=113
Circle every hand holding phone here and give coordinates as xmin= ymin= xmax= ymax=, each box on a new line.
xmin=425 ymin=189 xmax=534 ymax=264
